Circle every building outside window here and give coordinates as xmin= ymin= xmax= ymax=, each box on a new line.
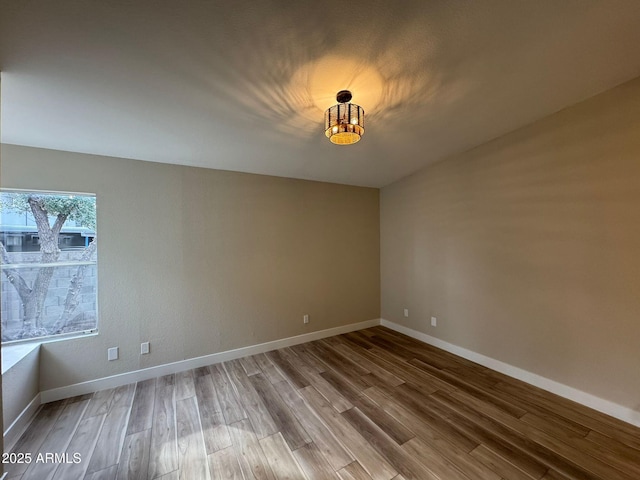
xmin=0 ymin=190 xmax=97 ymax=343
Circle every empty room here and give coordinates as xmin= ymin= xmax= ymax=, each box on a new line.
xmin=1 ymin=1 xmax=640 ymax=479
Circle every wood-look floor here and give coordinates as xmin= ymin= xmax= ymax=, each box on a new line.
xmin=6 ymin=326 xmax=640 ymax=480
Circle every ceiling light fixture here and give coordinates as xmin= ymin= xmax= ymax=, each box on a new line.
xmin=324 ymin=90 xmax=364 ymax=145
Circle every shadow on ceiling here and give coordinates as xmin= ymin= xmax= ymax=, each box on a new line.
xmin=151 ymin=0 xmax=472 ymax=140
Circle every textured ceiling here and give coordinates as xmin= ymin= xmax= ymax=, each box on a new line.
xmin=2 ymin=0 xmax=640 ymax=187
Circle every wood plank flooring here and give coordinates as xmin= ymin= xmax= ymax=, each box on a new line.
xmin=6 ymin=326 xmax=640 ymax=479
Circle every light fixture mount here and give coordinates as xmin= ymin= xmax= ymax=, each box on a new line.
xmin=336 ymin=90 xmax=353 ymax=103
xmin=324 ymin=90 xmax=364 ymax=145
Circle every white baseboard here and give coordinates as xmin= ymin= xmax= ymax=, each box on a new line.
xmin=3 ymin=393 xmax=42 ymax=452
xmin=40 ymin=318 xmax=380 ymax=403
xmin=381 ymin=319 xmax=640 ymax=428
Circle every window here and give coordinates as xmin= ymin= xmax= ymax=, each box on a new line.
xmin=6 ymin=234 xmax=22 ymax=247
xmin=1 ymin=190 xmax=97 ymax=343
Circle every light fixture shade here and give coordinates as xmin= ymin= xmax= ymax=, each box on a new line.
xmin=324 ymin=91 xmax=364 ymax=145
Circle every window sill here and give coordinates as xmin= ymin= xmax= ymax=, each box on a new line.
xmin=1 ymin=342 xmax=41 ymax=375
xmin=2 ymin=331 xmax=98 ymax=374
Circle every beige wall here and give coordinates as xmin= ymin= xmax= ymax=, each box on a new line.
xmin=2 ymin=348 xmax=39 ymax=435
xmin=1 ymin=146 xmax=380 ymax=391
xmin=381 ymin=76 xmax=640 ymax=411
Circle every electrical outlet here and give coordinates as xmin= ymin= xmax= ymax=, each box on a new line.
xmin=431 ymin=316 xmax=437 ymax=327
xmin=303 ymin=314 xmax=309 ymax=324
xmin=107 ymin=347 xmax=119 ymax=361
xmin=141 ymin=342 xmax=150 ymax=355
xmin=403 ymin=308 xmax=409 ymax=318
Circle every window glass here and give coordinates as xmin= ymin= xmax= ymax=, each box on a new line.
xmin=1 ymin=190 xmax=97 ymax=343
